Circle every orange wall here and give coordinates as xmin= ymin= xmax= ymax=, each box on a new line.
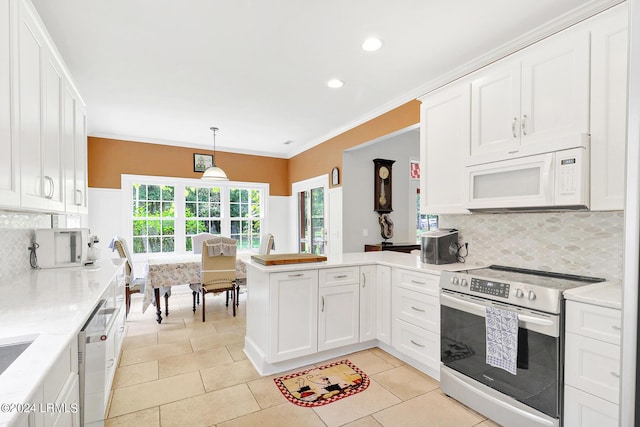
xmin=88 ymin=100 xmax=420 ymax=196
xmin=88 ymin=137 xmax=290 ymax=196
xmin=289 ymin=100 xmax=420 ymax=187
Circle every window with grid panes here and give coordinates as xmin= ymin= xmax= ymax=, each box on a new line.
xmin=132 ymin=184 xmax=175 ymax=253
xmin=185 ymin=186 xmax=222 ymax=251
xmin=229 ymin=188 xmax=262 ymax=250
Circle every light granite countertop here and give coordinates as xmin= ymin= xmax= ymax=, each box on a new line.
xmin=245 ymin=250 xmax=481 ymax=274
xmin=0 ymin=259 xmax=124 ymax=426
xmin=563 ymin=280 xmax=622 ymax=310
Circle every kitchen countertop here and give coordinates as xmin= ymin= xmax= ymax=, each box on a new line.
xmin=245 ymin=250 xmax=479 ymax=274
xmin=0 ymin=259 xmax=124 ymax=426
xmin=563 ymin=280 xmax=622 ymax=310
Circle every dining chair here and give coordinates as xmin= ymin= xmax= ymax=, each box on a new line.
xmin=258 ymin=233 xmax=275 ymax=255
xmin=110 ymin=236 xmax=147 ymax=317
xmin=198 ymin=237 xmax=238 ymax=321
xmin=191 ymin=232 xmax=218 ymax=254
xmin=189 ymin=232 xmax=217 ymax=310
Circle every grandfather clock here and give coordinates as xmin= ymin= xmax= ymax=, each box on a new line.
xmin=373 ymin=158 xmax=395 ymax=213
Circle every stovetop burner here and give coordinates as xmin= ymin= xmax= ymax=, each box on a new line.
xmin=440 ymin=265 xmax=605 ymax=314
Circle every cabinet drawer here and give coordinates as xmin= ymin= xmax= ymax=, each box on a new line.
xmin=564 ymin=385 xmax=618 ymax=427
xmin=319 ymin=266 xmax=359 ymax=287
xmin=565 ymin=332 xmax=620 ymax=404
xmin=394 ymin=287 xmax=439 ymax=333
xmin=392 ymin=319 xmax=439 ymax=370
xmin=566 ymin=301 xmax=621 ymax=345
xmin=394 ymin=268 xmax=439 ymax=295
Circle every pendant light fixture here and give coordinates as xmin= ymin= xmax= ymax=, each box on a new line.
xmin=201 ymin=126 xmax=228 ymax=181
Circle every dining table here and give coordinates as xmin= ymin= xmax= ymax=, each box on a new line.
xmin=143 ymin=253 xmax=248 ymax=323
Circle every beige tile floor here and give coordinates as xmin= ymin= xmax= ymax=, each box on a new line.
xmin=106 ymin=285 xmax=501 ymax=427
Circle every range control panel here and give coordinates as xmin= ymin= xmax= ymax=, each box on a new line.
xmin=470 ymin=278 xmax=510 ymax=298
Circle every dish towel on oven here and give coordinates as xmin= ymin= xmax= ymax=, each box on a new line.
xmin=486 ymin=306 xmax=518 ymax=375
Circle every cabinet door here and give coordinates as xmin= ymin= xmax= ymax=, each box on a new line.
xmin=268 ymin=270 xmax=318 ymax=362
xmin=73 ymin=102 xmax=88 ymax=213
xmin=52 ymin=374 xmax=80 ymax=427
xmin=318 ymin=283 xmax=359 ymax=351
xmin=590 ymin=3 xmax=628 ymax=211
xmin=41 ymin=51 xmax=64 ymax=211
xmin=470 ymin=58 xmax=521 ymax=163
xmin=0 ymin=0 xmax=19 ymax=207
xmin=376 ymin=265 xmax=392 ymax=345
xmin=419 ymin=82 xmax=470 ymax=214
xmin=18 ymin=0 xmax=46 ymax=209
xmin=359 ymin=265 xmax=376 ymax=343
xmin=520 ymin=27 xmax=590 ymax=154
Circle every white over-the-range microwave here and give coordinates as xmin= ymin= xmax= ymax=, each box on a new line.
xmin=464 ymin=145 xmax=589 ymax=211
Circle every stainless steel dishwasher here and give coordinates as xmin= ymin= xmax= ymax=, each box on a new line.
xmin=78 ymin=298 xmax=119 ymax=426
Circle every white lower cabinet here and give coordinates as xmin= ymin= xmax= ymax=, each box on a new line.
xmin=268 ymin=270 xmax=318 ymax=363
xmin=375 ymin=265 xmax=392 ymax=345
xmin=318 ymin=266 xmax=360 ymax=351
xmin=564 ymin=300 xmax=621 ymax=427
xmin=318 ymin=284 xmax=359 ymax=351
xmin=24 ymin=339 xmax=80 ymax=427
xmin=392 ymin=268 xmax=441 ymax=377
xmin=359 ymin=265 xmax=377 ymax=343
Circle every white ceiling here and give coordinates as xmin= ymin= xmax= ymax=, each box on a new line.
xmin=30 ymin=0 xmax=616 ymax=158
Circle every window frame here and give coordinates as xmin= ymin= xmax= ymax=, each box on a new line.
xmin=121 ymin=174 xmax=269 ymax=260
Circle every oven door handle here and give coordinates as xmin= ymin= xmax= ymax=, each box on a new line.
xmin=440 ymin=293 xmax=554 ymax=327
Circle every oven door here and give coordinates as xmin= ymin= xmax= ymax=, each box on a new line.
xmin=440 ymin=290 xmax=561 ymax=418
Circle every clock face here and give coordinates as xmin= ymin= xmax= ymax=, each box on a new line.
xmin=378 ymin=166 xmax=389 ymax=180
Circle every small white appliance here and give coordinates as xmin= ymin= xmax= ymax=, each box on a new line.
xmin=464 ymin=145 xmax=589 ymax=211
xmin=35 ymin=228 xmax=89 ymax=268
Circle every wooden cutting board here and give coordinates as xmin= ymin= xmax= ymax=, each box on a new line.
xmin=251 ymin=253 xmax=327 ymax=265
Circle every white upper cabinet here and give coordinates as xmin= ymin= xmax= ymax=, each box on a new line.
xmin=419 ymin=81 xmax=471 ymax=214
xmin=63 ymin=82 xmax=88 ymax=214
xmin=0 ymin=0 xmax=20 ymax=207
xmin=589 ymin=3 xmax=628 ymax=211
xmin=8 ymin=0 xmax=87 ymax=213
xmin=41 ymin=51 xmax=65 ymax=211
xmin=470 ymin=58 xmax=521 ymax=160
xmin=17 ymin=0 xmax=47 ymax=210
xmin=469 ymin=24 xmax=590 ymax=165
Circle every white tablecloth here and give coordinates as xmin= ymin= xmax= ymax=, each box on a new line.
xmin=142 ymin=253 xmax=248 ymax=313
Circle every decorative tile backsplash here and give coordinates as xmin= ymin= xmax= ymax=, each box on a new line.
xmin=440 ymin=211 xmax=624 ymax=282
xmin=0 ymin=211 xmax=52 ymax=283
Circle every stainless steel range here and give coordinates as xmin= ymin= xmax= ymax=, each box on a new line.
xmin=439 ymin=265 xmax=604 ymax=427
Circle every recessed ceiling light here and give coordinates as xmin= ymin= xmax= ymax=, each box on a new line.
xmin=327 ymin=79 xmax=344 ymax=89
xmin=362 ymin=37 xmax=383 ymax=52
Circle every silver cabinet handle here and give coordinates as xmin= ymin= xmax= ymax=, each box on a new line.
xmin=411 ymin=306 xmax=425 ymax=312
xmin=334 ymin=275 xmax=348 ymax=279
xmin=106 ymin=359 xmax=115 ymax=368
xmin=75 ymin=189 xmax=83 ymax=206
xmin=288 ymin=273 xmax=304 ymax=278
xmin=44 ymin=176 xmax=54 ymax=199
xmin=362 ymin=273 xmax=366 ymax=288
xmin=611 ymin=371 xmax=620 ymax=378
xmin=612 ymin=325 xmax=622 ymax=331
xmin=521 ymin=115 xmax=528 ymax=135
xmin=410 ymin=340 xmax=425 ymax=348
xmin=321 ymin=296 xmax=325 ymax=312
xmin=512 ymin=117 xmax=518 ymax=138
xmin=411 ymin=280 xmax=425 ymax=285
